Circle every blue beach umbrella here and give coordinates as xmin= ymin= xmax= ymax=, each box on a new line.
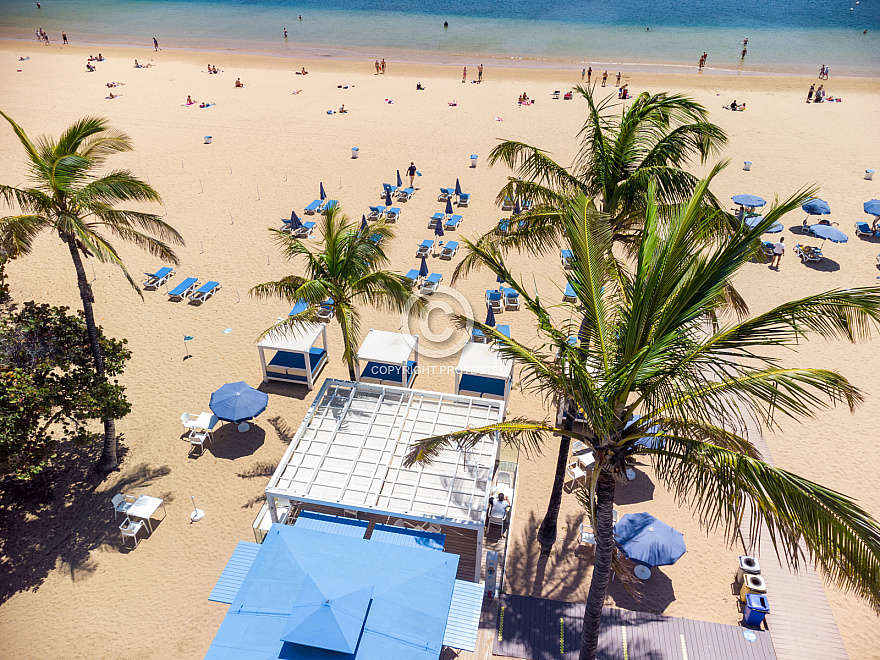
xmin=485 ymin=303 xmax=496 ymax=328
xmin=802 ymin=198 xmax=831 ymax=215
xmin=809 ymin=224 xmax=848 ymax=243
xmin=385 ymin=189 xmax=393 ymax=207
xmin=418 ymin=255 xmax=429 ymax=278
xmin=731 ymin=194 xmax=767 ymax=208
xmin=455 ymin=178 xmax=462 ymax=197
xmin=445 ymin=197 xmax=454 ymax=216
xmin=361 ymin=214 xmax=368 ymax=231
xmin=513 ymin=200 xmax=522 ymax=216
xmin=396 ymin=170 xmax=403 ymax=188
xmin=496 ymin=273 xmax=506 ymax=285
xmin=319 ymin=182 xmax=326 ymax=201
xmin=289 ymin=210 xmax=303 ymax=230
xmin=614 ymin=512 xmax=686 ymax=569
xmin=745 ymin=215 xmax=783 ymax=233
xmin=434 ymin=222 xmax=445 ymax=238
xmin=210 ymin=381 xmax=269 ymax=432
xmin=864 ymin=200 xmax=880 ymax=216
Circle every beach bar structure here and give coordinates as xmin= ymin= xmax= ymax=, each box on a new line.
xmin=355 ymin=329 xmax=419 ymax=387
xmin=257 ymin=323 xmax=328 ymax=390
xmin=455 ymin=341 xmax=515 ymax=410
xmin=262 ymin=378 xmax=504 ymax=582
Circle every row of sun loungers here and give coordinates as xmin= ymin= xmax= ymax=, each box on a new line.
xmin=303 ymin=199 xmax=338 ymax=215
xmin=437 ymin=188 xmax=469 ymax=207
xmin=429 ymin=213 xmax=462 ymax=230
xmin=367 ymin=205 xmax=401 ymax=222
xmin=143 ymin=268 xmax=222 ymax=303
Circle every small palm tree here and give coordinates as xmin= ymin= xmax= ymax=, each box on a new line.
xmin=251 ymin=206 xmax=415 ymax=380
xmin=0 ymin=112 xmax=183 ymax=473
xmin=406 ymin=175 xmax=880 ymax=660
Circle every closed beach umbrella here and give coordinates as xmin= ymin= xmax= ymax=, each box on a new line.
xmin=445 ymin=197 xmax=454 ymax=217
xmin=614 ymin=512 xmax=686 ymax=575
xmin=485 ymin=303 xmax=496 ymax=328
xmin=513 ymin=200 xmax=522 ymax=216
xmin=731 ymin=194 xmax=767 ymax=208
xmin=319 ymin=182 xmax=326 ymax=201
xmin=385 ymin=189 xmax=392 ymax=207
xmin=809 ymin=224 xmax=848 ymax=243
xmin=290 ymin=210 xmax=303 ymax=230
xmin=802 ymin=198 xmax=831 ymax=215
xmin=361 ymin=214 xmax=368 ymax=231
xmin=210 ymin=381 xmax=269 ymax=433
xmin=496 ymin=273 xmax=506 ymax=285
xmin=455 ymin=178 xmax=462 ymax=197
xmin=864 ymin=200 xmax=880 ymax=216
xmin=396 ymin=170 xmax=403 ymax=188
xmin=745 ymin=215 xmax=783 ymax=233
xmin=418 ymin=255 xmax=429 ymax=278
xmin=434 ymin=222 xmax=445 ymax=238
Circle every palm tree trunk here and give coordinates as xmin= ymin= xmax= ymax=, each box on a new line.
xmin=578 ymin=469 xmax=616 ymax=660
xmin=536 ymin=407 xmax=574 ymax=550
xmin=65 ymin=240 xmax=118 ymax=473
xmin=341 ymin=329 xmax=357 ymax=381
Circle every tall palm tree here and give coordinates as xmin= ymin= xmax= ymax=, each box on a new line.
xmin=0 ymin=112 xmax=183 ymax=473
xmin=251 ymin=206 xmax=416 ymax=380
xmin=406 ymin=174 xmax=880 ymax=660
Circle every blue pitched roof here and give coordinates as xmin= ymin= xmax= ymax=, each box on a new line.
xmin=294 ymin=510 xmax=369 ymax=538
xmin=370 ymin=523 xmax=445 ymax=551
xmin=208 ymin=541 xmax=260 ymax=604
xmin=205 ymin=524 xmax=459 ymax=660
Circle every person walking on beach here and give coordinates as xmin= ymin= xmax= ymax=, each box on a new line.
xmin=741 ymin=47 xmax=747 ymax=60
xmin=824 ymin=65 xmax=830 ymax=79
xmin=581 ymin=68 xmax=585 ymax=81
xmin=586 ymin=67 xmax=591 ymax=83
xmin=602 ymin=71 xmax=608 ymax=87
xmin=375 ymin=60 xmax=380 ymax=74
xmin=807 ymin=84 xmax=815 ymax=103
xmin=284 ymin=28 xmax=288 ymax=38
xmin=153 ymin=37 xmax=160 ymax=51
xmin=818 ymin=64 xmax=825 ymax=79
xmin=615 ymin=72 xmax=621 ymax=86
xmin=62 ymin=32 xmax=68 ymax=44
xmin=381 ymin=58 xmax=386 ymax=73
xmin=462 ymin=66 xmax=467 ymax=83
xmin=770 ymin=237 xmax=784 ymax=269
xmin=407 ymin=162 xmax=417 ymax=187
xmin=478 ymin=63 xmax=483 ymax=82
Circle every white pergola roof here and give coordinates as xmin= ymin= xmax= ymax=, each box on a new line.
xmin=266 ymin=379 xmax=503 ymax=527
xmin=257 ymin=324 xmax=324 ymax=352
xmin=455 ymin=342 xmax=514 ymax=378
xmin=357 ymin=329 xmax=416 ymax=365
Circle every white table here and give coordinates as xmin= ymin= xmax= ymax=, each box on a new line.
xmin=192 ymin=412 xmax=219 ymax=434
xmin=575 ymin=450 xmax=595 ymax=470
xmin=127 ymin=495 xmax=166 ymax=533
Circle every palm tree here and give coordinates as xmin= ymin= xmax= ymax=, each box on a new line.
xmin=406 ymin=174 xmax=880 ymax=660
xmin=0 ymin=112 xmax=183 ymax=473
xmin=251 ymin=206 xmax=416 ymax=381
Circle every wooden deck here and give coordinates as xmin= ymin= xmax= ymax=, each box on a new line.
xmin=738 ymin=414 xmax=849 ymax=660
xmin=492 ymin=594 xmax=776 ymax=660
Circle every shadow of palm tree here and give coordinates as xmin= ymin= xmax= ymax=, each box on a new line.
xmin=0 ymin=442 xmax=170 ymax=605
xmin=266 ymin=416 xmax=296 ymax=444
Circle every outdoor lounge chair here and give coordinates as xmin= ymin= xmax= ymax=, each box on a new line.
xmin=794 ymin=244 xmax=823 ymax=262
xmin=855 ymin=221 xmax=878 ymax=237
xmin=563 ymin=282 xmax=577 ymax=302
xmin=304 ymin=199 xmax=322 ymax=214
xmin=496 ymin=325 xmax=510 ymax=339
xmin=112 ymin=493 xmax=135 ymax=520
xmin=441 ymin=241 xmax=459 ymax=259
xmin=762 ymin=241 xmax=774 ymax=256
xmin=552 ymin=90 xmax=561 ymax=100
xmin=416 ymin=239 xmax=433 ymax=257
xmin=502 ymin=287 xmax=520 ymax=310
xmin=444 ymin=214 xmax=462 ymax=230
xmin=486 ymin=290 xmax=503 ymax=313
xmin=385 ymin=207 xmax=401 ymax=223
xmin=457 ymin=193 xmax=470 ymax=207
xmin=561 ymin=249 xmax=574 ymax=269
xmin=420 ymin=273 xmax=442 ymax=295
xmin=429 ymin=212 xmax=444 ymax=229
xmin=382 ymin=183 xmax=398 ymax=197
xmin=293 ymin=221 xmax=316 ymax=238
xmin=397 ymin=187 xmax=415 ymax=202
xmin=321 ymin=200 xmax=338 ymax=213
xmin=497 ymin=218 xmax=510 ymax=234
xmin=189 ymin=281 xmax=221 ymax=303
xmin=501 ymin=197 xmax=514 ymax=211
xmin=438 ymin=188 xmax=454 ymax=201
xmin=367 ymin=205 xmax=385 ymax=221
xmin=471 ymin=327 xmax=487 ymax=343
xmin=143 ymin=266 xmax=174 ymax=289
xmin=317 ymin=300 xmax=335 ymax=322
xmin=167 ymin=277 xmax=199 ymax=300
xmin=403 ymin=269 xmax=420 ymax=287
xmin=119 ymin=517 xmax=146 ymax=548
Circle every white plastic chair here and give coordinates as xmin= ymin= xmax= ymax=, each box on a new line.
xmin=579 ymin=523 xmax=595 ymax=547
xmin=566 ymin=460 xmax=586 ymax=488
xmin=181 ymin=412 xmax=198 ymax=436
xmin=495 ymin=471 xmax=512 ymax=488
xmin=487 ymin=505 xmax=508 ymax=535
xmin=119 ymin=517 xmax=146 ymax=548
xmin=111 ymin=493 xmax=134 ymax=520
xmin=189 ymin=430 xmax=212 ymax=454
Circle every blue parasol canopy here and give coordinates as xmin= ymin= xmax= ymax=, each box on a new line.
xmin=319 ymin=182 xmax=327 ymax=201
xmin=361 ymin=214 xmax=368 ymax=231
xmin=731 ymin=194 xmax=767 ymax=208
xmin=289 ymin=210 xmax=303 ymax=230
xmin=745 ymin=215 xmax=783 ymax=233
xmin=210 ymin=381 xmax=268 ymax=424
xmin=513 ymin=200 xmax=522 ymax=215
xmin=802 ymin=198 xmax=831 ymax=215
xmin=455 ymin=178 xmax=462 ymax=197
xmin=418 ymin=255 xmax=429 ymax=278
xmin=485 ymin=303 xmax=496 ymax=328
xmin=496 ymin=273 xmax=506 ymax=285
xmin=614 ymin=512 xmax=686 ymax=568
xmin=809 ymin=224 xmax=848 ymax=243
xmin=445 ymin=197 xmax=454 ymax=216
xmin=864 ymin=200 xmax=880 ymax=216
xmin=434 ymin=222 xmax=445 ymax=237
xmin=396 ymin=170 xmax=403 ymax=188
xmin=385 ymin=189 xmax=393 ymax=207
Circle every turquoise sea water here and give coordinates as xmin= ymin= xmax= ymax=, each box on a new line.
xmin=1 ymin=0 xmax=878 ymax=75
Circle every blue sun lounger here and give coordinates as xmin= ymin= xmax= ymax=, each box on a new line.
xmin=429 ymin=212 xmax=444 ymax=228
xmin=397 ymin=187 xmax=415 ymax=201
xmin=189 ymin=281 xmax=221 ymax=303
xmin=421 ymin=272 xmax=442 ymax=294
xmin=382 ymin=183 xmax=398 ymax=197
xmin=457 ymin=193 xmax=470 ymax=207
xmin=322 ymin=200 xmax=338 ymax=213
xmin=501 ymin=287 xmax=520 ymax=310
xmin=293 ymin=220 xmax=316 ymax=238
xmin=497 ymin=324 xmax=511 ymax=338
xmin=445 ymin=214 xmax=462 ymax=230
xmin=416 ymin=240 xmax=433 ymax=257
xmin=368 ymin=205 xmax=386 ymax=221
xmin=561 ymin=249 xmax=574 ymax=268
xmin=143 ymin=266 xmax=174 ymax=289
xmin=403 ymin=269 xmax=420 ymax=287
xmin=438 ymin=188 xmax=454 ymax=201
xmin=304 ymin=200 xmax=322 ymax=214
xmin=563 ymin=282 xmax=577 ymax=302
xmin=167 ymin=277 xmax=199 ymax=300
xmin=385 ymin=207 xmax=401 ymax=222
xmin=289 ymin=300 xmax=309 ymax=315
xmin=441 ymin=241 xmax=459 ymax=259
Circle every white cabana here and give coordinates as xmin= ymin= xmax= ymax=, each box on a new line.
xmin=257 ymin=323 xmax=328 ymax=390
xmin=455 ymin=341 xmax=514 ymax=409
xmin=356 ymin=329 xmax=419 ymax=387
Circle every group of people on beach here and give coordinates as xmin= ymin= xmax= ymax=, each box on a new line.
xmin=374 ymin=59 xmax=387 ymax=74
xmin=517 ymin=92 xmax=533 ymax=105
xmin=206 ymin=64 xmax=221 ymax=74
xmin=806 ymin=84 xmax=829 ymax=103
xmin=698 ymin=51 xmax=708 ymax=71
xmin=34 ymin=28 xmax=55 ymax=45
xmin=818 ymin=64 xmax=830 ymax=79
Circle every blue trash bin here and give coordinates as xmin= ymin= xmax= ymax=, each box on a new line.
xmin=742 ymin=594 xmax=769 ymax=627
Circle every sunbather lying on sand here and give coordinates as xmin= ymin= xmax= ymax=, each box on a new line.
xmin=106 ymin=93 xmax=121 ymax=99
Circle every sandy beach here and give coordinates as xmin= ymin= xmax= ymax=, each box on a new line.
xmin=0 ymin=40 xmax=879 ymax=659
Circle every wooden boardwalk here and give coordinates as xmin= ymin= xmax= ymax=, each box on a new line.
xmin=493 ymin=594 xmax=776 ymax=660
xmin=738 ymin=414 xmax=849 ymax=660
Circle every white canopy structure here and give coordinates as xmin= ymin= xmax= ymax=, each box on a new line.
xmin=264 ymin=379 xmax=504 ymax=581
xmin=258 ymin=323 xmax=328 ymax=390
xmin=455 ymin=342 xmax=515 ymax=409
xmin=356 ymin=329 xmax=419 ymax=387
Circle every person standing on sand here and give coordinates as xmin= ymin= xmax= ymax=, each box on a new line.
xmin=818 ymin=64 xmax=825 ymax=79
xmin=478 ymin=63 xmax=483 ymax=82
xmin=62 ymin=32 xmax=68 ymax=44
xmin=462 ymin=66 xmax=467 ymax=83
xmin=381 ymin=58 xmax=386 ymax=73
xmin=586 ymin=67 xmax=591 ymax=83
xmin=407 ymin=162 xmax=417 ymax=187
xmin=807 ymin=84 xmax=814 ymax=102
xmin=602 ymin=71 xmax=607 ymax=86
xmin=615 ymin=72 xmax=621 ymax=86
xmin=375 ymin=60 xmax=380 ymax=74
xmin=771 ymin=237 xmax=784 ymax=269
xmin=153 ymin=37 xmax=160 ymax=51
xmin=581 ymin=68 xmax=585 ymax=80
xmin=824 ymin=65 xmax=830 ymax=79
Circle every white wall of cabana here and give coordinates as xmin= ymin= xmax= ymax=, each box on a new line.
xmin=455 ymin=341 xmax=515 ymax=414
xmin=257 ymin=323 xmax=328 ymax=390
xmin=355 ymin=329 xmax=419 ymax=387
